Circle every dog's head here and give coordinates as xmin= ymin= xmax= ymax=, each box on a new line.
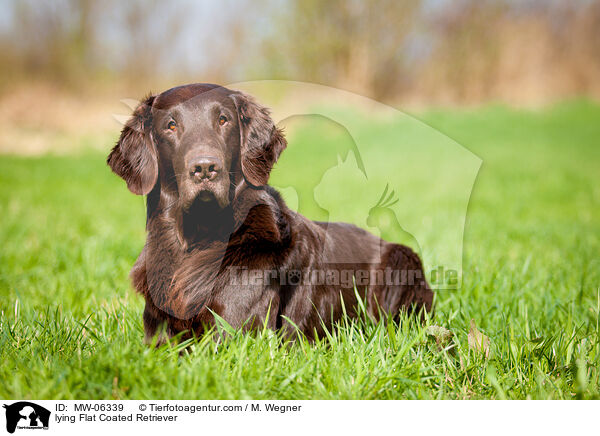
xmin=107 ymin=83 xmax=286 ymax=211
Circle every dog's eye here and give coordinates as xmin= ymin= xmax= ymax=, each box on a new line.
xmin=218 ymin=115 xmax=227 ymax=126
xmin=167 ymin=120 xmax=177 ymax=131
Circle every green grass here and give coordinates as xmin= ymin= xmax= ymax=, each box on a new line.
xmin=1 ymin=100 xmax=599 ymax=399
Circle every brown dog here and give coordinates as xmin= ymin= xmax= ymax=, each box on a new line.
xmin=107 ymin=83 xmax=433 ymax=343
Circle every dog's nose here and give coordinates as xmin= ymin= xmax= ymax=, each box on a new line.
xmin=189 ymin=156 xmax=221 ymax=181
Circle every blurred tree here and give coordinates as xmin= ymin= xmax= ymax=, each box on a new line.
xmin=0 ymin=0 xmax=186 ymax=89
xmin=0 ymin=0 xmax=598 ymax=103
xmin=418 ymin=0 xmax=600 ymax=103
xmin=260 ymin=0 xmax=422 ymax=100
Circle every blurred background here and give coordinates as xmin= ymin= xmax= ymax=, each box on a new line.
xmin=1 ymin=1 xmax=599 ymax=399
xmin=0 ymin=0 xmax=599 ymax=153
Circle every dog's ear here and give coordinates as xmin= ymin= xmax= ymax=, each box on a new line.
xmin=231 ymin=92 xmax=286 ymax=187
xmin=107 ymin=94 xmax=158 ymax=195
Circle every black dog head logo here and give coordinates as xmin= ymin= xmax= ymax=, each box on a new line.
xmin=3 ymin=402 xmax=50 ymax=434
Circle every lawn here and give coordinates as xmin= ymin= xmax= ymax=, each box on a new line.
xmin=1 ymin=100 xmax=599 ymax=399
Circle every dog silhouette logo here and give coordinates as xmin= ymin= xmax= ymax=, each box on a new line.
xmin=3 ymin=402 xmax=50 ymax=433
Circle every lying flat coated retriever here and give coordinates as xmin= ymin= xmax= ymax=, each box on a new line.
xmin=107 ymin=83 xmax=433 ymax=343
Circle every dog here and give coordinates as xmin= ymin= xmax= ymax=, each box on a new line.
xmin=107 ymin=83 xmax=433 ymax=343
